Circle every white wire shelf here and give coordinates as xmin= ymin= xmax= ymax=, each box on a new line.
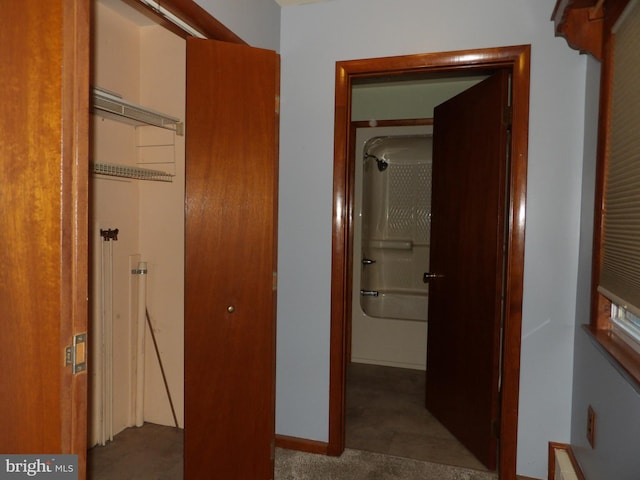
xmin=92 ymin=162 xmax=174 ymax=183
xmin=92 ymin=87 xmax=184 ymax=136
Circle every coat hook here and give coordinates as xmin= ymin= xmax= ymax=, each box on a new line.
xmin=100 ymin=228 xmax=119 ymax=241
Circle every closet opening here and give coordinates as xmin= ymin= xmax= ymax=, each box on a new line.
xmin=87 ymin=1 xmax=187 ymax=477
xmin=87 ymin=2 xmax=279 ymax=478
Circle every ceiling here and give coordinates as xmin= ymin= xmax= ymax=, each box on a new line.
xmin=275 ymin=0 xmax=332 ymax=6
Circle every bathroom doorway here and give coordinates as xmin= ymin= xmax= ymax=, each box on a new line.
xmin=346 ymin=120 xmax=490 ymax=470
xmin=329 ymin=45 xmax=530 ymax=479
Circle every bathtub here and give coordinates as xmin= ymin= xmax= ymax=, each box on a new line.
xmin=351 ymin=128 xmax=433 ymax=370
xmin=361 ymin=289 xmax=428 ymax=322
xmin=353 ymin=284 xmax=429 ymax=370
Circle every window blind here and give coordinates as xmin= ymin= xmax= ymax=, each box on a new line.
xmin=598 ymin=0 xmax=640 ymax=318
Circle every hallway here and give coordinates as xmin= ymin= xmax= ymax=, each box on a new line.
xmin=87 ymin=363 xmax=492 ymax=479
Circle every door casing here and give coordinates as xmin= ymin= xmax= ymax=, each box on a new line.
xmin=0 ymin=1 xmax=90 ymax=477
xmin=329 ymin=45 xmax=530 ymax=480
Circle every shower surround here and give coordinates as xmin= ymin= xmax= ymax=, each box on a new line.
xmin=352 ymin=132 xmax=432 ymax=370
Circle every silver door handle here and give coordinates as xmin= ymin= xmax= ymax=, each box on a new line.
xmin=423 ymin=272 xmax=444 ymax=283
xmin=362 ymin=258 xmax=376 ymax=265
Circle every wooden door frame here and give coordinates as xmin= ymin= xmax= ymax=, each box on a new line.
xmin=328 ymin=45 xmax=530 ymax=480
xmin=63 ymin=2 xmax=91 ymax=475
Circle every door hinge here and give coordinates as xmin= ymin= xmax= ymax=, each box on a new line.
xmin=65 ymin=333 xmax=87 ymax=374
xmin=492 ymin=418 xmax=501 ymax=438
xmin=502 ymin=105 xmax=512 ymax=129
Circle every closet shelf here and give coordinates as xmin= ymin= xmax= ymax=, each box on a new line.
xmin=92 ymin=87 xmax=184 ymax=136
xmin=92 ymin=162 xmax=174 ymax=183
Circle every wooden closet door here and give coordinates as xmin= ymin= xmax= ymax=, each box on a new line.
xmin=184 ymin=39 xmax=279 ymax=479
xmin=0 ymin=0 xmax=89 ymax=476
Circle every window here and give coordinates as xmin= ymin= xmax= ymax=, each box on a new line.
xmin=598 ymin=0 xmax=640 ymax=323
xmin=590 ymin=0 xmax=640 ymax=385
xmin=610 ymin=304 xmax=640 ymax=354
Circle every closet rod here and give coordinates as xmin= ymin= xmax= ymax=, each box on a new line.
xmin=137 ymin=0 xmax=206 ymax=38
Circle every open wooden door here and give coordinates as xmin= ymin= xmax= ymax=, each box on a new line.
xmin=185 ymin=39 xmax=279 ymax=479
xmin=0 ymin=0 xmax=89 ymax=476
xmin=425 ymin=70 xmax=510 ymax=470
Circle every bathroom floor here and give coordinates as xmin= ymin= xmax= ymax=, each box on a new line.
xmin=346 ymin=362 xmax=489 ymax=471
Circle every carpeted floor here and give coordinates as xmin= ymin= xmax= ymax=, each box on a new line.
xmin=88 ymin=424 xmax=182 ymax=480
xmin=275 ymin=448 xmax=496 ymax=480
xmin=88 ymin=426 xmax=496 ymax=480
xmin=88 ymin=364 xmax=497 ymax=479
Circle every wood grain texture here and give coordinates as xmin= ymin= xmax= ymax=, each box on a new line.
xmin=425 ymin=70 xmax=509 ymax=471
xmin=0 ymin=0 xmax=89 ymax=463
xmin=185 ymin=39 xmax=279 ymax=479
xmin=552 ymin=0 xmax=631 ymax=61
xmin=61 ymin=1 xmax=90 ymax=477
xmin=553 ymin=0 xmax=604 ymax=60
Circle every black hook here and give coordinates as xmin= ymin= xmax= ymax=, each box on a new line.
xmin=100 ymin=228 xmax=119 ymax=241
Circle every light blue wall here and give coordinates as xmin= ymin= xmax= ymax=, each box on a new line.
xmin=186 ymin=1 xmax=639 ymax=478
xmin=194 ymin=0 xmax=280 ymax=51
xmin=570 ymin=55 xmax=640 ymax=480
xmin=571 ymin=331 xmax=640 ymax=479
xmin=277 ymin=0 xmax=587 ymax=478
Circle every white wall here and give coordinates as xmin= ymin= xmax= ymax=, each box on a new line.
xmin=194 ymin=0 xmax=281 ymax=51
xmin=91 ymin=3 xmax=142 ymax=443
xmin=138 ymin=24 xmax=186 ymax=429
xmin=276 ymin=0 xmax=588 ymax=478
xmin=91 ymin=2 xmax=186 ymax=437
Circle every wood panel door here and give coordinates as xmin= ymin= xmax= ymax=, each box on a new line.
xmin=184 ymin=39 xmax=279 ymax=479
xmin=0 ymin=0 xmax=89 ymax=475
xmin=425 ymin=70 xmax=510 ymax=470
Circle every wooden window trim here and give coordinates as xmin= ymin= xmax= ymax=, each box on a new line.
xmin=555 ymin=0 xmax=640 ymax=387
xmin=589 ymin=0 xmax=640 ymax=389
xmin=585 ymin=324 xmax=640 ymax=386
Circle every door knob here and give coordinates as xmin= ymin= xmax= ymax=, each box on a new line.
xmin=227 ymin=306 xmax=235 ymax=313
xmin=423 ymin=272 xmax=444 ymax=283
xmin=362 ymin=258 xmax=376 ymax=265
